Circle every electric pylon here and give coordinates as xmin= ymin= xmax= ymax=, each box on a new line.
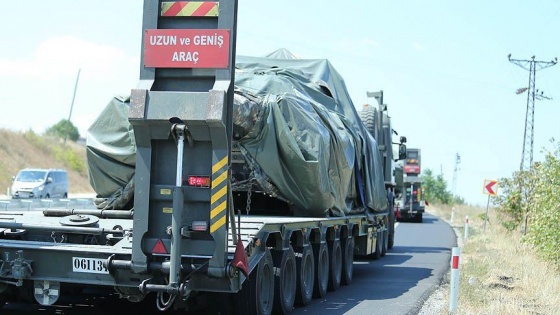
xmin=508 ymin=54 xmax=557 ymax=171
xmin=451 ymin=153 xmax=460 ymax=196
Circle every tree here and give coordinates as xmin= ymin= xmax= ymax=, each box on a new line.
xmin=494 ymin=141 xmax=560 ymax=266
xmin=492 ymin=171 xmax=526 ymax=230
xmin=45 ymin=119 xmax=80 ymax=142
xmin=421 ymin=169 xmax=453 ymax=204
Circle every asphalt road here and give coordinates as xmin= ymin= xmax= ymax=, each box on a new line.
xmin=1 ymin=212 xmax=456 ymax=315
xmin=291 ymin=212 xmax=456 ymax=315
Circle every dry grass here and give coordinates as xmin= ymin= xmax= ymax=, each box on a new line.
xmin=0 ymin=128 xmax=94 ymax=195
xmin=427 ymin=204 xmax=560 ymax=315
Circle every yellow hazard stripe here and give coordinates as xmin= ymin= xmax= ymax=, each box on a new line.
xmin=210 ymin=215 xmax=226 ymax=233
xmin=212 ymin=156 xmax=228 ymax=174
xmin=209 ymin=154 xmax=228 ymax=233
xmin=211 ymin=185 xmax=227 ymax=205
xmin=161 ymin=1 xmax=219 ymax=17
xmin=211 ymin=200 xmax=226 ymax=219
xmin=212 ymin=171 xmax=227 ymax=189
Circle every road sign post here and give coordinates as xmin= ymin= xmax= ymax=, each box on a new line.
xmin=482 ymin=179 xmax=499 ymax=231
xmin=449 ymin=246 xmax=461 ymax=314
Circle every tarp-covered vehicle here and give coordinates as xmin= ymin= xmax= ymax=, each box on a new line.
xmin=87 ymin=49 xmax=388 ymax=218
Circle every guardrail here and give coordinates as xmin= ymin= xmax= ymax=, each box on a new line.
xmin=0 ymin=197 xmax=96 ymax=211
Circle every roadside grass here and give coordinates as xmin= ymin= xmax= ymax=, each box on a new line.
xmin=0 ymin=128 xmax=94 ymax=194
xmin=427 ymin=204 xmax=560 ymax=314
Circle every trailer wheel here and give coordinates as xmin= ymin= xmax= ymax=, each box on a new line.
xmin=294 ymin=245 xmax=314 ymax=306
xmin=234 ymin=248 xmax=274 ymax=315
xmin=312 ymin=242 xmax=329 ymax=298
xmin=388 ymin=205 xmax=396 ymax=249
xmin=341 ymin=237 xmax=354 ymax=285
xmin=377 ymin=231 xmax=384 ymax=258
xmin=327 ymin=240 xmax=342 ymax=291
xmin=381 ymin=229 xmax=388 ymax=257
xmin=272 ymin=248 xmax=296 ymax=314
xmin=415 ymin=213 xmax=423 ymax=223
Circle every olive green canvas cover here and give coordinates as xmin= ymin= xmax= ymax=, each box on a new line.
xmin=86 ymin=50 xmax=388 ymax=215
xmin=234 ymin=51 xmax=388 ymax=216
xmin=86 ymin=95 xmax=136 ymax=209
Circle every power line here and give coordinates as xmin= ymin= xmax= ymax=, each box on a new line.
xmin=508 ymin=54 xmax=557 ymax=171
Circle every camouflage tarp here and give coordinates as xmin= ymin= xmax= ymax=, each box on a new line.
xmin=86 ymin=50 xmax=388 ymax=216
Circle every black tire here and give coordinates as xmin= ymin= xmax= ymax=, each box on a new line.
xmin=234 ymin=249 xmax=274 ymax=315
xmin=312 ymin=242 xmax=329 ymax=298
xmin=359 ymin=105 xmax=378 ymax=137
xmin=272 ymin=248 xmax=297 ymax=314
xmin=327 ymin=240 xmax=342 ymax=291
xmin=294 ymin=245 xmax=314 ymax=306
xmin=416 ymin=213 xmax=423 ymax=223
xmin=381 ymin=229 xmax=388 ymax=257
xmin=388 ymin=204 xmax=396 ymax=249
xmin=0 ymin=283 xmax=17 ymax=310
xmin=377 ymin=231 xmax=384 ymax=256
xmin=370 ymin=231 xmax=382 ymax=260
xmin=45 ymin=194 xmax=50 ymax=199
xmin=207 ymin=292 xmax=233 ymax=315
xmin=341 ymin=237 xmax=354 ymax=286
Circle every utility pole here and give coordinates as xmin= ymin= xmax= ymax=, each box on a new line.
xmin=452 ymin=153 xmax=460 ymax=196
xmin=64 ymin=68 xmax=81 ymax=144
xmin=508 ymin=55 xmax=556 ymax=171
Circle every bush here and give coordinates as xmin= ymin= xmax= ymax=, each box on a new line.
xmin=494 ymin=140 xmax=560 ymax=266
xmin=24 ymin=130 xmax=86 ymax=175
xmin=45 ymin=119 xmax=80 ymax=142
xmin=53 ymin=146 xmax=86 ymax=175
xmin=421 ymin=168 xmax=453 ymax=204
xmin=493 ymin=172 xmax=526 ymax=230
xmin=525 ymin=151 xmax=560 ymax=265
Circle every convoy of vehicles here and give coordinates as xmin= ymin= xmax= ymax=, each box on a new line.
xmin=0 ymin=1 xmax=418 ymax=313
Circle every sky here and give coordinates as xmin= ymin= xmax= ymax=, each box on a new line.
xmin=1 ymin=1 xmax=559 ymax=206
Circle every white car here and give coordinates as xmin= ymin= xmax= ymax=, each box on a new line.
xmin=11 ymin=168 xmax=68 ymax=199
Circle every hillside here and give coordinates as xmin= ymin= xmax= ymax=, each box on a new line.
xmin=0 ymin=128 xmax=95 ymax=196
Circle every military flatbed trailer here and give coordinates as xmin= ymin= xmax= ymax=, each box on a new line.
xmin=0 ymin=208 xmax=388 ymax=313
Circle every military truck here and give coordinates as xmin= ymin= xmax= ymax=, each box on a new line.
xmin=0 ymin=1 xmax=406 ymax=313
xmin=396 ymin=179 xmax=426 ymax=223
xmin=359 ymin=98 xmax=407 ymax=248
xmin=395 ymin=148 xmax=425 ymax=223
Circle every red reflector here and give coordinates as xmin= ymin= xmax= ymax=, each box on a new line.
xmin=452 ymin=255 xmax=460 ymax=269
xmin=187 ymin=176 xmax=211 ymax=188
xmin=152 ymin=239 xmax=168 ymax=254
xmin=191 ymin=221 xmax=208 ymax=231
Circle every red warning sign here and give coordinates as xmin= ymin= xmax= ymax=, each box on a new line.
xmin=483 ymin=179 xmax=498 ymax=196
xmin=143 ymin=29 xmax=230 ymax=68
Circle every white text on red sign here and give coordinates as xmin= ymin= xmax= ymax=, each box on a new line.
xmin=144 ymin=29 xmax=230 ymax=68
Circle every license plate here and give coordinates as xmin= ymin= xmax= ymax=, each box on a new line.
xmin=72 ymin=257 xmax=109 ymax=274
